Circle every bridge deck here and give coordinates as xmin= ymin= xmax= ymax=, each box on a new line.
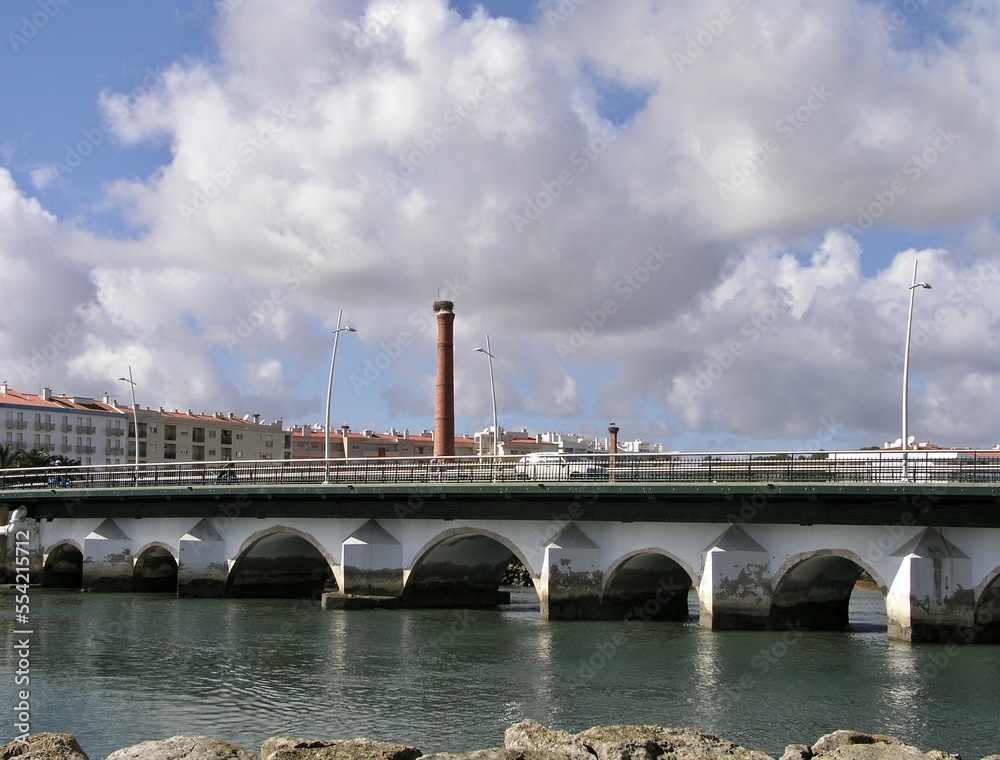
xmin=3 ymin=479 xmax=999 ymax=527
xmin=3 ymin=452 xmax=1000 ymax=525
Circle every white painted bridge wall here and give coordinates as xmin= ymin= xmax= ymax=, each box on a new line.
xmin=31 ymin=516 xmax=1000 ymax=602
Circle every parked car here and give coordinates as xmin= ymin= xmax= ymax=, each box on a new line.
xmin=513 ymin=453 xmax=607 ymax=480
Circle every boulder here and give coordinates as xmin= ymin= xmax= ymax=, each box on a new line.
xmin=780 ymin=745 xmax=813 ymax=760
xmin=105 ymin=736 xmax=255 ymax=760
xmin=261 ymin=736 xmax=422 ymax=760
xmin=807 ymin=731 xmax=961 ymax=760
xmin=504 ymin=721 xmax=776 ymax=760
xmin=503 ymin=720 xmax=593 ymax=758
xmin=575 ymin=725 xmax=773 ymax=760
xmin=0 ymin=733 xmax=89 ymax=760
xmin=422 ymin=751 xmax=570 ymax=759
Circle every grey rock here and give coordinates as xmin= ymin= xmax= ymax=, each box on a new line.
xmin=809 ymin=732 xmax=961 ymax=760
xmin=575 ymin=725 xmax=773 ymax=760
xmin=422 ymin=751 xmax=568 ymax=759
xmin=812 ymin=733 xmax=884 ymax=756
xmin=780 ymin=745 xmax=813 ymax=760
xmin=105 ymin=736 xmax=255 ymax=760
xmin=504 ymin=721 xmax=775 ymax=760
xmin=0 ymin=733 xmax=90 ymax=760
xmin=261 ymin=737 xmax=421 ymax=760
xmin=503 ymin=721 xmax=593 ymax=758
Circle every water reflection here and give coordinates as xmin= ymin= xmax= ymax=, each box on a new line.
xmin=4 ymin=588 xmax=1000 ymax=760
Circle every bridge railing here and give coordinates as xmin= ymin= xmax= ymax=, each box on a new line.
xmin=1 ymin=450 xmax=999 ymax=491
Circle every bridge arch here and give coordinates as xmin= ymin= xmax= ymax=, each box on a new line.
xmin=971 ymin=570 xmax=1000 ymax=643
xmin=769 ymin=549 xmax=884 ymax=630
xmin=42 ymin=539 xmax=83 ymax=588
xmin=132 ymin=541 xmax=179 ymax=593
xmin=403 ymin=527 xmax=535 ymax=608
xmin=602 ymin=548 xmax=699 ymax=621
xmin=227 ymin=525 xmax=338 ymax=599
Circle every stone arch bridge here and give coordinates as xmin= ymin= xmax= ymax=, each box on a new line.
xmin=4 ymin=459 xmax=1000 ymax=644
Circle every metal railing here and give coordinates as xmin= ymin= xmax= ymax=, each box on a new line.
xmin=1 ymin=450 xmax=1000 ymax=492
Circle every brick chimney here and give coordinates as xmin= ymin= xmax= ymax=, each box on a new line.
xmin=433 ymin=300 xmax=456 ymax=457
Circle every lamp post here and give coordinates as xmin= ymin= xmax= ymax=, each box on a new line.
xmin=324 ymin=310 xmax=357 ymax=483
xmin=116 ymin=366 xmax=140 ymax=480
xmin=901 ymin=260 xmax=931 ymax=480
xmin=474 ymin=336 xmax=499 ymax=461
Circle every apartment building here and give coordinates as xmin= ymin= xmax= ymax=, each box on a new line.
xmin=0 ymin=383 xmax=128 ymax=465
xmin=115 ymin=406 xmax=291 ymax=463
xmin=290 ymin=425 xmax=476 ymax=459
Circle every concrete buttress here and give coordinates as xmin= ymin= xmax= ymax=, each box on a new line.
xmin=887 ymin=527 xmax=974 ymax=642
xmin=341 ymin=519 xmax=403 ymax=597
xmin=700 ymin=524 xmax=771 ymax=630
xmin=178 ymin=519 xmax=227 ymax=598
xmin=83 ymin=518 xmax=132 ymax=592
xmin=542 ymin=523 xmax=602 ymax=620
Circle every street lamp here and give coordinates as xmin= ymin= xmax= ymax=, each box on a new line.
xmin=474 ymin=336 xmax=498 ymax=460
xmin=116 ymin=366 xmax=140 ymax=479
xmin=901 ymin=260 xmax=931 ymax=480
xmin=324 ymin=310 xmax=357 ymax=483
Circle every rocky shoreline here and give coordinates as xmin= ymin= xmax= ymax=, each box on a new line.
xmin=4 ymin=721 xmax=998 ymax=760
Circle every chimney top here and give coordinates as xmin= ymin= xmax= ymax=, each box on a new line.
xmin=433 ymin=300 xmax=454 ymax=314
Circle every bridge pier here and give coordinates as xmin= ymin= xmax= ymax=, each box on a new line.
xmin=541 ymin=524 xmax=603 ymax=620
xmin=82 ymin=519 xmax=133 ymax=592
xmin=887 ymin=527 xmax=975 ymax=643
xmin=337 ymin=519 xmax=403 ymax=598
xmin=698 ymin=525 xmax=771 ymax=630
xmin=178 ymin=519 xmax=228 ymax=598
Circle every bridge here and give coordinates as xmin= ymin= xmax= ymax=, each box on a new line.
xmin=3 ymin=450 xmax=1000 ymax=644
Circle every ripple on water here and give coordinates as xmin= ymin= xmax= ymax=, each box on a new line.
xmin=3 ymin=588 xmax=998 ymax=760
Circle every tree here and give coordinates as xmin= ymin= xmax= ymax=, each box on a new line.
xmin=0 ymin=443 xmax=18 ymax=469
xmin=15 ymin=448 xmax=57 ymax=468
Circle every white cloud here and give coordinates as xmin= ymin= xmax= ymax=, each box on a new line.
xmin=3 ymin=0 xmax=1000 ymax=450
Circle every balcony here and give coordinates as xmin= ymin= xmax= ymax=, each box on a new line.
xmin=106 ymin=427 xmax=125 ymax=437
xmin=76 ymin=425 xmax=96 ymax=435
xmin=34 ymin=422 xmax=55 ymax=431
xmin=75 ymin=445 xmax=96 ymax=454
xmin=105 ymin=446 xmax=126 ymax=456
xmin=61 ymin=424 xmax=74 ymax=433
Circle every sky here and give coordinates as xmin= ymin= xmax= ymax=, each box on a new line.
xmin=1 ymin=0 xmax=999 ymax=453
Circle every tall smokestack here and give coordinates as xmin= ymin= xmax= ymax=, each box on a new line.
xmin=433 ymin=300 xmax=456 ymax=457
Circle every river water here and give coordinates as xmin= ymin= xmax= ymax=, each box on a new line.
xmin=2 ymin=587 xmax=999 ymax=759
